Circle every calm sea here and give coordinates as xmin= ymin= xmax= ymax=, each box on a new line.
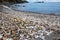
xmin=10 ymin=2 xmax=60 ymax=14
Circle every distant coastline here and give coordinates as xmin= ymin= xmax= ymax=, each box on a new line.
xmin=34 ymin=1 xmax=44 ymax=3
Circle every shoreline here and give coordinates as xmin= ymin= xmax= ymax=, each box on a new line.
xmin=13 ymin=9 xmax=60 ymax=16
xmin=15 ymin=11 xmax=60 ymax=17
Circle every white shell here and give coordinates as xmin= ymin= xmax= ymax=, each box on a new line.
xmin=0 ymin=34 xmax=3 ymax=39
xmin=6 ymin=38 xmax=13 ymax=40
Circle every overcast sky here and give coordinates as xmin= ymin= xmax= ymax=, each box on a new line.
xmin=27 ymin=0 xmax=60 ymax=2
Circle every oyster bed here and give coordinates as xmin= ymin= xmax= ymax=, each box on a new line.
xmin=0 ymin=12 xmax=60 ymax=40
xmin=0 ymin=12 xmax=46 ymax=40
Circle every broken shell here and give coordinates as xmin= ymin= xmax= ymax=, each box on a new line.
xmin=21 ymin=26 xmax=26 ymax=29
xmin=11 ymin=31 xmax=16 ymax=35
xmin=0 ymin=34 xmax=3 ymax=39
xmin=6 ymin=38 xmax=13 ymax=40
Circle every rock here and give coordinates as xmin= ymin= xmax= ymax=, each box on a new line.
xmin=45 ymin=30 xmax=60 ymax=40
xmin=0 ymin=5 xmax=15 ymax=15
xmin=31 ymin=37 xmax=43 ymax=40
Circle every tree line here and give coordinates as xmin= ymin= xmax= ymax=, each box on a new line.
xmin=0 ymin=0 xmax=28 ymax=4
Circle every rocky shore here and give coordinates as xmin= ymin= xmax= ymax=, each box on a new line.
xmin=0 ymin=5 xmax=60 ymax=40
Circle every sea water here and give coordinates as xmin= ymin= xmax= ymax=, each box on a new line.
xmin=10 ymin=2 xmax=60 ymax=14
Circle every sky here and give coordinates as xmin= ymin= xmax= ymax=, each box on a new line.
xmin=27 ymin=0 xmax=60 ymax=2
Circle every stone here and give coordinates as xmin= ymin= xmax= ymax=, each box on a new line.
xmin=45 ymin=30 xmax=60 ymax=40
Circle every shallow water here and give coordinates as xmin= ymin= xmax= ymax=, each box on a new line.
xmin=10 ymin=2 xmax=60 ymax=14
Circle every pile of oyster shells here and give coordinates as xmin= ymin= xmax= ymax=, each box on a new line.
xmin=0 ymin=13 xmax=58 ymax=40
